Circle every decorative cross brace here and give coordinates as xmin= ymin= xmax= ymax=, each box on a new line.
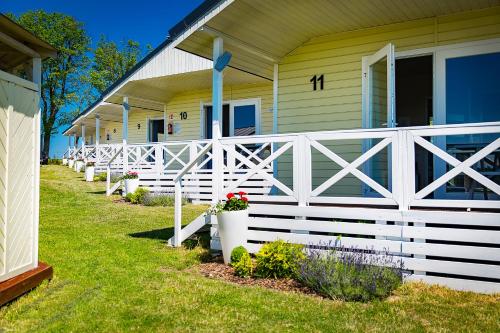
xmin=309 ymin=137 xmax=394 ymax=198
xmin=222 ymin=141 xmax=294 ymax=197
xmin=413 ymin=136 xmax=500 ymax=200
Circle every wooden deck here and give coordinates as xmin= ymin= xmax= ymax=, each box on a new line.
xmin=0 ymin=262 xmax=53 ymax=307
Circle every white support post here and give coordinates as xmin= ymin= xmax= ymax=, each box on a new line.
xmin=81 ymin=124 xmax=86 ymax=160
xmin=293 ymin=134 xmax=311 ymax=234
xmin=163 ymin=104 xmax=168 ymax=141
xmin=272 ymin=64 xmax=279 ymax=193
xmin=212 ymin=36 xmax=224 ymax=203
xmin=209 ymin=37 xmax=225 ymax=249
xmin=95 ymin=115 xmax=100 ymax=164
xmin=122 ymin=96 xmax=129 ymax=173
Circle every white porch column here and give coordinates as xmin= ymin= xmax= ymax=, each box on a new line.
xmin=95 ymin=115 xmax=100 ymax=163
xmin=272 ymin=64 xmax=279 ymax=187
xmin=122 ymin=96 xmax=129 ymax=172
xmin=212 ymin=36 xmax=223 ymax=204
xmin=81 ymin=124 xmax=86 ymax=159
xmin=163 ymin=104 xmax=168 ymax=142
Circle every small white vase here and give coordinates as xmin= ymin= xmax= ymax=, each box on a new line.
xmin=62 ymin=158 xmax=68 ymax=165
xmin=68 ymin=160 xmax=74 ymax=168
xmin=124 ymin=178 xmax=140 ymax=195
xmin=217 ymin=209 xmax=248 ymax=264
xmin=75 ymin=161 xmax=84 ymax=173
xmin=85 ymin=166 xmax=95 ymax=182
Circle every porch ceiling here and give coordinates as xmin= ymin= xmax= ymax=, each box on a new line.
xmin=176 ymin=0 xmax=500 ymax=79
xmin=104 ymin=67 xmax=268 ymax=107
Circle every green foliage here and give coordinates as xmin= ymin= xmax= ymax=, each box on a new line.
xmin=297 ymin=246 xmax=403 ymax=302
xmin=254 ymin=240 xmax=305 ymax=279
xmin=125 ymin=188 xmax=149 ymax=204
xmin=233 ymin=252 xmax=253 ymax=278
xmin=89 ymin=36 xmax=144 ymax=94
xmin=95 ymin=173 xmax=107 ymax=182
xmin=11 ymin=11 xmax=90 ymax=156
xmin=230 ymin=246 xmax=248 ymax=264
xmin=47 ymin=159 xmax=62 ymax=165
xmin=142 ymin=193 xmax=186 ymax=207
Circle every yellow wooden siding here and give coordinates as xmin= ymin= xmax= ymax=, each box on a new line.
xmin=121 ymin=82 xmax=273 ymax=143
xmin=277 ymin=6 xmax=500 ymax=197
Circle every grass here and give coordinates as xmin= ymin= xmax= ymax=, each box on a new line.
xmin=0 ymin=165 xmax=499 ymax=332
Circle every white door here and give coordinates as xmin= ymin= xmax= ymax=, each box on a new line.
xmin=362 ymin=43 xmax=396 ymax=196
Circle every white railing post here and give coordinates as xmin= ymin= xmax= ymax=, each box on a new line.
xmin=122 ymin=96 xmax=129 ymax=174
xmin=155 ymin=144 xmax=163 ymax=174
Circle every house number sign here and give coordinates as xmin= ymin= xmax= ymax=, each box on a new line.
xmin=179 ymin=112 xmax=188 ymax=120
xmin=310 ymin=74 xmax=324 ymax=91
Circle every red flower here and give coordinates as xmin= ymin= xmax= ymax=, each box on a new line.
xmin=241 ymin=197 xmax=248 ymax=202
xmin=226 ymin=193 xmax=235 ymax=200
xmin=238 ymin=191 xmax=247 ymax=196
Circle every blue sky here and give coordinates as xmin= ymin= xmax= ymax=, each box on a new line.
xmin=1 ymin=0 xmax=204 ymax=157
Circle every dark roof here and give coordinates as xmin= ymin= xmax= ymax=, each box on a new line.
xmin=169 ymin=0 xmax=225 ymax=40
xmin=64 ymin=0 xmax=225 ymax=135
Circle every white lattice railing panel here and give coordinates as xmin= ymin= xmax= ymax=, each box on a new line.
xmin=407 ymin=123 xmax=500 ymax=209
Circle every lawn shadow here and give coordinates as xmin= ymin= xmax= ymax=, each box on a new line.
xmin=129 ymin=227 xmax=174 ymax=243
xmin=128 ymin=228 xmax=211 ymax=249
xmin=88 ymin=190 xmax=106 ymax=195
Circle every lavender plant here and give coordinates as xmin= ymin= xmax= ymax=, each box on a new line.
xmin=297 ymin=244 xmax=403 ymax=302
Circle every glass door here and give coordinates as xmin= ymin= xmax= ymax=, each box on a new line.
xmin=435 ymin=43 xmax=500 ymax=199
xmin=362 ymin=44 xmax=395 ymax=196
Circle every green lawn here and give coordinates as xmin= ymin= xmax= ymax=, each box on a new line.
xmin=0 ymin=165 xmax=499 ymax=332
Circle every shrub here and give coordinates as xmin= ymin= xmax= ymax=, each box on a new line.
xmin=48 ymin=158 xmax=62 ymax=165
xmin=297 ymin=245 xmax=403 ymax=302
xmin=230 ymin=246 xmax=248 ymax=264
xmin=254 ymin=240 xmax=305 ymax=279
xmin=142 ymin=193 xmax=188 ymax=207
xmin=125 ymin=188 xmax=149 ymax=204
xmin=86 ymin=161 xmax=95 ymax=167
xmin=95 ymin=173 xmax=107 ymax=182
xmin=233 ymin=252 xmax=253 ymax=278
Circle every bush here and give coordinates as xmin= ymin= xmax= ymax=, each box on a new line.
xmin=233 ymin=252 xmax=253 ymax=278
xmin=142 ymin=193 xmax=188 ymax=207
xmin=297 ymin=245 xmax=403 ymax=302
xmin=95 ymin=173 xmax=107 ymax=182
xmin=125 ymin=188 xmax=149 ymax=204
xmin=230 ymin=246 xmax=248 ymax=264
xmin=48 ymin=158 xmax=62 ymax=165
xmin=254 ymin=240 xmax=305 ymax=279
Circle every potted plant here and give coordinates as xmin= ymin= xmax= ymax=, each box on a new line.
xmin=208 ymin=192 xmax=249 ymax=264
xmin=68 ymin=158 xmax=74 ymax=168
xmin=75 ymin=158 xmax=84 ymax=173
xmin=62 ymin=158 xmax=68 ymax=165
xmin=85 ymin=162 xmax=95 ymax=182
xmin=122 ymin=171 xmax=140 ymax=195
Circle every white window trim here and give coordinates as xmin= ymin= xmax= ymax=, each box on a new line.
xmin=200 ymin=97 xmax=262 ymax=139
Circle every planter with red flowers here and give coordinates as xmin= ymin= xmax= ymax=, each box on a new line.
xmin=121 ymin=171 xmax=140 ymax=195
xmin=208 ymin=192 xmax=249 ymax=264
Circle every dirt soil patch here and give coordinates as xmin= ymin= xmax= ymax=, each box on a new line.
xmin=198 ymin=261 xmax=317 ymax=296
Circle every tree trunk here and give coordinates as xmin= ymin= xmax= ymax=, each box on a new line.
xmin=42 ymin=130 xmax=51 ymax=159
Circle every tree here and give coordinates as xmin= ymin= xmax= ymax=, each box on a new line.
xmin=12 ymin=11 xmax=90 ymax=157
xmin=89 ymin=36 xmax=146 ymax=94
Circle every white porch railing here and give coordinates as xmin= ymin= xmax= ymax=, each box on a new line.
xmin=169 ymin=122 xmax=500 ymax=293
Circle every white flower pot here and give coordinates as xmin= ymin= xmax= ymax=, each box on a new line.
xmin=75 ymin=161 xmax=84 ymax=173
xmin=217 ymin=209 xmax=248 ymax=264
xmin=124 ymin=178 xmax=139 ymax=195
xmin=68 ymin=160 xmax=74 ymax=168
xmin=85 ymin=166 xmax=95 ymax=182
xmin=62 ymin=158 xmax=68 ymax=165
